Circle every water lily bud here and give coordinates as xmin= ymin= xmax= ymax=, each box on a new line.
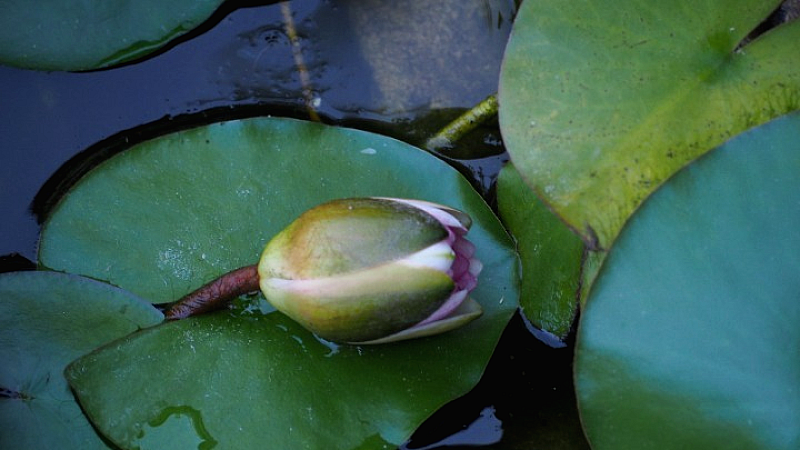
xmin=258 ymin=197 xmax=483 ymax=344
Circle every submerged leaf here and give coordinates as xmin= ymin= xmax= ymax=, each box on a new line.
xmin=575 ymin=113 xmax=800 ymax=449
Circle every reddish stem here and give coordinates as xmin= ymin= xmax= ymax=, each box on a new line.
xmin=164 ymin=264 xmax=260 ymax=320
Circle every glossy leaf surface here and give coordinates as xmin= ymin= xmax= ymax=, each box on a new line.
xmin=496 ymin=163 xmax=583 ymax=341
xmin=68 ymin=310 xmax=514 ymax=449
xmin=0 ymin=271 xmax=163 ymax=449
xmin=39 ymin=118 xmax=517 ymax=307
xmin=499 ymin=0 xmax=800 ymax=249
xmin=0 ymin=0 xmax=224 ymax=70
xmin=575 ymin=113 xmax=800 ymax=449
xmin=40 ymin=117 xmax=519 ymax=449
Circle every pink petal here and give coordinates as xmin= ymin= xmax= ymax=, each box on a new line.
xmin=414 ymin=289 xmax=468 ymax=327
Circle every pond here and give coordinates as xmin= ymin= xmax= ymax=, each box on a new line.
xmin=5 ymin=0 xmax=800 ymax=449
xmin=0 ymin=0 xmax=587 ymax=448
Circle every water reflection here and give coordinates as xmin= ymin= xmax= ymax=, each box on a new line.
xmin=0 ymin=0 xmax=514 ymax=260
xmin=402 ymin=406 xmax=503 ymax=449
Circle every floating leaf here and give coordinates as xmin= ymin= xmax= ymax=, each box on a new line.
xmin=0 ymin=271 xmax=163 ymax=449
xmin=39 ymin=117 xmax=517 ymax=307
xmin=0 ymin=0 xmax=225 ymax=70
xmin=499 ymin=0 xmax=800 ymax=249
xmin=496 ymin=163 xmax=583 ymax=342
xmin=67 ymin=310 xmax=516 ymax=449
xmin=40 ymin=117 xmax=519 ymax=449
xmin=575 ymin=113 xmax=800 ymax=449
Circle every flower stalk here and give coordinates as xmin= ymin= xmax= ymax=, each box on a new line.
xmin=164 ymin=265 xmax=259 ymax=320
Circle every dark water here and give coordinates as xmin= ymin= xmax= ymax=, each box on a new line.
xmin=0 ymin=0 xmax=510 ymax=262
xmin=0 ymin=0 xmax=587 ymax=448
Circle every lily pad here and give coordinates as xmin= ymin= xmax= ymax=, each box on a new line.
xmin=574 ymin=112 xmax=800 ymax=449
xmin=67 ymin=311 xmax=506 ymax=449
xmin=0 ymin=270 xmax=163 ymax=449
xmin=0 ymin=0 xmax=225 ymax=70
xmin=39 ymin=117 xmax=517 ymax=307
xmin=499 ymin=0 xmax=800 ymax=249
xmin=496 ymin=162 xmax=584 ymax=342
xmin=40 ymin=117 xmax=519 ymax=449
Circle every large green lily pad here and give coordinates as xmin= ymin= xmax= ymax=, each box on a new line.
xmin=39 ymin=117 xmax=517 ymax=307
xmin=0 ymin=0 xmax=224 ymax=70
xmin=574 ymin=112 xmax=800 ymax=449
xmin=496 ymin=163 xmax=583 ymax=342
xmin=499 ymin=0 xmax=800 ymax=250
xmin=67 ymin=311 xmax=508 ymax=449
xmin=0 ymin=270 xmax=163 ymax=449
xmin=40 ymin=117 xmax=519 ymax=449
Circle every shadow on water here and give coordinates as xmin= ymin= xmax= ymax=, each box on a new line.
xmin=402 ymin=313 xmax=589 ymax=450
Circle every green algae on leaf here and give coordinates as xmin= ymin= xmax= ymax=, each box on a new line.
xmin=499 ymin=0 xmax=800 ymax=250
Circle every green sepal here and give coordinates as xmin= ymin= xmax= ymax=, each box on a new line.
xmin=259 ymin=198 xmax=448 ymax=280
xmin=260 ymin=261 xmax=455 ymax=343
